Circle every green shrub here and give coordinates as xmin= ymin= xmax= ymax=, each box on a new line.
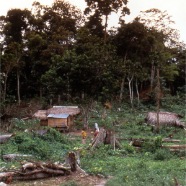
xmin=153 ymin=148 xmax=172 ymax=160
xmin=1 ymin=129 xmax=73 ymax=161
xmin=142 ymin=136 xmax=162 ymax=153
xmin=11 ymin=118 xmax=39 ymax=131
xmin=123 ymin=144 xmax=136 ymax=154
xmin=38 ymin=127 xmax=70 ymax=144
xmin=154 ymin=136 xmax=162 ymax=148
xmin=17 ymin=137 xmax=52 ymax=159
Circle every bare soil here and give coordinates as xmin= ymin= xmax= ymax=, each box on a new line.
xmin=9 ymin=171 xmax=108 ymax=186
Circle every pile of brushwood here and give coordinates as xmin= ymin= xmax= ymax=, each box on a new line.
xmin=0 ymin=160 xmax=70 ymax=183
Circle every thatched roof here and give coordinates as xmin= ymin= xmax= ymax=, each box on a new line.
xmin=47 ymin=106 xmax=80 ymax=116
xmin=33 ymin=110 xmax=47 ymax=120
xmin=33 ymin=106 xmax=80 ymax=120
xmin=145 ymin=112 xmax=185 ymax=128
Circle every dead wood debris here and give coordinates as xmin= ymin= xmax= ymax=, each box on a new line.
xmin=91 ymin=128 xmax=121 ymax=150
xmin=0 ymin=152 xmax=81 ymax=183
xmin=0 ymin=134 xmax=14 ymax=144
xmin=2 ymin=154 xmax=33 ymax=162
xmin=129 ymin=138 xmax=186 ymax=152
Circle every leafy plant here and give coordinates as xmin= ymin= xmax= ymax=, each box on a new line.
xmin=153 ymin=148 xmax=172 ymax=160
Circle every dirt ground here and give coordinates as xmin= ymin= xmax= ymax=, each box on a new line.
xmin=9 ymin=170 xmax=108 ymax=186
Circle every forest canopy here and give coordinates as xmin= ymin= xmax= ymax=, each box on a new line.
xmin=0 ymin=0 xmax=185 ymax=106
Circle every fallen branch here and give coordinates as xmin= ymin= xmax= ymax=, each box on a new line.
xmin=0 ymin=162 xmax=71 ymax=181
xmin=15 ymin=172 xmax=50 ymax=180
xmin=0 ymin=134 xmax=14 ymax=144
xmin=163 ymin=138 xmax=181 ymax=143
xmin=162 ymin=144 xmax=186 ymax=150
xmin=3 ymin=154 xmax=33 ymax=161
xmin=0 ymin=172 xmax=15 ymax=180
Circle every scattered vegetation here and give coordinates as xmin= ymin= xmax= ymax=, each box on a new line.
xmin=0 ymin=96 xmax=185 ymax=185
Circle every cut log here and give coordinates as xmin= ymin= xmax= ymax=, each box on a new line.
xmin=162 ymin=145 xmax=186 ymax=149
xmin=68 ymin=152 xmax=77 ymax=172
xmin=91 ymin=128 xmax=107 ymax=149
xmin=91 ymin=128 xmax=122 ymax=149
xmin=17 ymin=168 xmax=65 ymax=176
xmin=169 ymin=149 xmax=185 ymax=152
xmin=15 ymin=172 xmax=50 ymax=180
xmin=3 ymin=154 xmax=33 ymax=161
xmin=43 ymin=163 xmax=71 ymax=171
xmin=0 ymin=161 xmax=72 ymax=182
xmin=0 ymin=134 xmax=14 ymax=144
xmin=130 ymin=139 xmax=144 ymax=147
xmin=117 ymin=137 xmax=182 ymax=143
xmin=162 ymin=138 xmax=181 ymax=143
xmin=0 ymin=151 xmax=81 ymax=182
xmin=0 ymin=172 xmax=15 ymax=181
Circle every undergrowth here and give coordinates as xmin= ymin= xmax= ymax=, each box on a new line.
xmin=0 ymin=96 xmax=185 ymax=186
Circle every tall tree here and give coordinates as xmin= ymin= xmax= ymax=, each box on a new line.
xmin=85 ymin=10 xmax=104 ymax=38
xmin=84 ymin=0 xmax=130 ymax=43
xmin=112 ymin=20 xmax=151 ymax=104
xmin=137 ymin=9 xmax=180 ymax=94
xmin=26 ymin=0 xmax=83 ymax=98
xmin=137 ymin=9 xmax=180 ymax=48
xmin=1 ymin=9 xmax=31 ymax=104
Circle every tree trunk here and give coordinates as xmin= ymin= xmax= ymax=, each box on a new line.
xmin=156 ymin=68 xmax=160 ymax=133
xmin=39 ymin=87 xmax=42 ymax=99
xmin=119 ymin=76 xmax=125 ymax=103
xmin=104 ymin=14 xmax=108 ymax=43
xmin=2 ymin=74 xmax=8 ymax=102
xmin=127 ymin=75 xmax=134 ymax=108
xmin=58 ymin=95 xmax=61 ymax=104
xmin=150 ymin=64 xmax=155 ymax=91
xmin=91 ymin=128 xmax=121 ymax=150
xmin=17 ymin=70 xmax=21 ymax=106
xmin=135 ymin=79 xmax=140 ymax=105
xmin=67 ymin=73 xmax=70 ymax=101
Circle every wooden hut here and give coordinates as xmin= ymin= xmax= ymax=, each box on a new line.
xmin=33 ymin=106 xmax=80 ymax=130
xmin=47 ymin=113 xmax=71 ymax=128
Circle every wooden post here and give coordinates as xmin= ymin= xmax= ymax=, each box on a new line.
xmin=156 ymin=67 xmax=160 ymax=133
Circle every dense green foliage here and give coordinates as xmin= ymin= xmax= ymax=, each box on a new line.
xmin=0 ymin=0 xmax=185 ymax=109
xmin=0 ymin=126 xmax=77 ymax=161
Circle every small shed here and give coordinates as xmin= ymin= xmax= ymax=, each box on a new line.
xmin=33 ymin=106 xmax=80 ymax=130
xmin=47 ymin=113 xmax=71 ymax=128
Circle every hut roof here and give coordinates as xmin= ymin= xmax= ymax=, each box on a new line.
xmin=33 ymin=110 xmax=47 ymax=120
xmin=145 ymin=111 xmax=185 ymax=128
xmin=33 ymin=106 xmax=80 ymax=120
xmin=47 ymin=106 xmax=80 ymax=116
xmin=47 ymin=113 xmax=69 ymax=119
